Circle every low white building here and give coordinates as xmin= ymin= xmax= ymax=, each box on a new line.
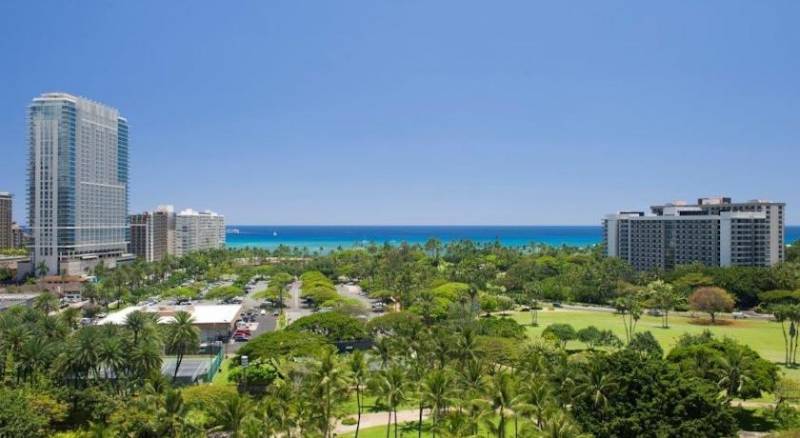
xmin=175 ymin=209 xmax=225 ymax=256
xmin=99 ymin=303 xmax=242 ymax=341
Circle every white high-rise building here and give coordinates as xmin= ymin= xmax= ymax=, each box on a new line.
xmin=28 ymin=93 xmax=129 ymax=275
xmin=175 ymin=209 xmax=225 ymax=256
xmin=603 ymin=197 xmax=785 ymax=271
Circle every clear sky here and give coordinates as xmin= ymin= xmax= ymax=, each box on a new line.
xmin=1 ymin=1 xmax=798 ymax=225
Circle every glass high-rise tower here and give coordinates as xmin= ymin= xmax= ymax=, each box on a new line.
xmin=28 ymin=93 xmax=129 ymax=275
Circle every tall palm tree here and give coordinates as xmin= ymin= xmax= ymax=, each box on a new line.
xmin=165 ymin=311 xmax=200 ymax=383
xmin=372 ymin=365 xmax=409 ymax=438
xmin=98 ymin=333 xmax=126 ymax=382
xmin=260 ymin=379 xmax=296 ymax=438
xmin=517 ymin=376 xmax=552 ymax=429
xmin=311 ymin=349 xmax=351 ymax=438
xmin=128 ymin=338 xmax=163 ymax=383
xmin=212 ymin=393 xmax=254 ymax=438
xmin=423 ymin=369 xmax=454 ymax=438
xmin=63 ymin=327 xmax=101 ymax=384
xmin=372 ymin=336 xmax=393 ymax=370
xmin=350 ymin=350 xmax=368 ymax=438
xmin=16 ymin=336 xmax=53 ymax=383
xmin=124 ymin=310 xmax=151 ymax=345
xmin=539 ymin=408 xmax=585 ymax=438
xmin=485 ymin=370 xmax=517 ymax=438
xmin=573 ymin=364 xmax=617 ymax=415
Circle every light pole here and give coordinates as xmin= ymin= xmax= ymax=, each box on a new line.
xmin=241 ymin=354 xmax=249 ymax=393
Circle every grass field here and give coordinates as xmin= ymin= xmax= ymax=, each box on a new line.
xmin=509 ymin=307 xmax=800 ymax=381
xmin=211 ymin=357 xmax=234 ymax=386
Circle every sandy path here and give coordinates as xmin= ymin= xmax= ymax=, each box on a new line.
xmin=335 ymin=409 xmax=427 ymax=435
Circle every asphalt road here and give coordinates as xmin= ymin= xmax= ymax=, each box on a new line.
xmin=335 ymin=283 xmax=385 ymax=319
xmin=284 ymin=280 xmax=312 ymax=324
xmin=226 ymin=280 xmax=276 ymax=353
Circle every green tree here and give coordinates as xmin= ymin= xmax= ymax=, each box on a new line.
xmin=614 ymin=288 xmax=643 ymax=343
xmin=645 ymin=280 xmax=682 ymax=328
xmin=484 ymin=370 xmax=517 ymax=438
xmin=210 ymin=393 xmax=254 ymax=438
xmin=689 ymin=286 xmax=735 ymax=324
xmin=542 ymin=323 xmax=577 ymax=349
xmin=371 ymin=365 xmax=409 ymax=438
xmin=165 ymin=311 xmax=200 ymax=383
xmin=33 ymin=292 xmax=59 ymax=315
xmin=349 ymin=350 xmax=368 ymax=438
xmin=422 ymin=369 xmax=454 ymax=438
xmin=310 ymin=349 xmax=351 ymax=438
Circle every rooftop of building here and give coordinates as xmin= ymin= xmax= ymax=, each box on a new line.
xmin=178 ymin=208 xmax=223 ymax=217
xmin=98 ymin=303 xmax=242 ymax=326
xmin=31 ymin=92 xmax=125 ymax=119
xmin=651 ymin=196 xmax=784 ymax=209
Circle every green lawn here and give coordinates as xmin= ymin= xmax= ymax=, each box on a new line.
xmin=510 ymin=308 xmax=800 ymax=381
xmin=338 ymin=419 xmax=516 ymax=438
xmin=211 ymin=357 xmax=235 ymax=386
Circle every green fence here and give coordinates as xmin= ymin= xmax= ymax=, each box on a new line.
xmin=205 ymin=347 xmax=224 ymax=382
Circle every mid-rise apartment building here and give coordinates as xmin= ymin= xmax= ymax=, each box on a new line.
xmin=28 ymin=93 xmax=129 ymax=275
xmin=129 ymin=208 xmax=172 ymax=262
xmin=175 ymin=209 xmax=225 ymax=257
xmin=603 ymin=197 xmax=784 ymax=271
xmin=0 ymin=193 xmax=11 ymax=249
xmin=11 ymin=223 xmax=25 ymax=249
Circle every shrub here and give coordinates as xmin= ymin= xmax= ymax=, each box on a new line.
xmin=286 ymin=312 xmax=368 ymax=342
xmin=477 ymin=316 xmax=526 ymax=339
xmin=542 ymin=323 xmax=577 ymax=349
xmin=236 ymin=330 xmax=328 ymax=361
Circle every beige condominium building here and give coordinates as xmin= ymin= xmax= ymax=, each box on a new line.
xmin=603 ymin=197 xmax=785 ymax=271
xmin=129 ymin=206 xmax=173 ymax=262
xmin=174 ymin=208 xmax=225 ymax=257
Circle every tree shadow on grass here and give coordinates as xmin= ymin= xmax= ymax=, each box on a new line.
xmin=733 ymin=406 xmax=778 ymax=432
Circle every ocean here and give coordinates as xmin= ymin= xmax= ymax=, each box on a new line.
xmin=225 ymin=225 xmax=800 ymax=251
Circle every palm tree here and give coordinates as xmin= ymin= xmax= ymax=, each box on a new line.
xmin=311 ymin=349 xmax=351 ymax=437
xmin=35 ymin=260 xmax=49 ymax=277
xmin=260 ymin=379 xmax=296 ymax=438
xmin=98 ymin=333 xmax=126 ymax=382
xmin=128 ymin=338 xmax=163 ymax=383
xmin=350 ymin=350 xmax=368 ymax=438
xmin=485 ymin=370 xmax=517 ymax=438
xmin=423 ymin=369 xmax=454 ymax=438
xmin=717 ymin=348 xmax=753 ymax=400
xmin=157 ymin=389 xmax=194 ymax=437
xmin=165 ymin=311 xmax=200 ymax=382
xmin=60 ymin=307 xmax=81 ymax=330
xmin=539 ymin=408 xmax=585 ymax=438
xmin=33 ymin=292 xmax=59 ymax=315
xmin=16 ymin=336 xmax=52 ymax=383
xmin=517 ymin=376 xmax=552 ymax=429
xmin=124 ymin=310 xmax=151 ymax=345
xmin=372 ymin=336 xmax=393 ymax=370
xmin=63 ymin=327 xmax=101 ymax=384
xmin=372 ymin=365 xmax=409 ymax=438
xmin=212 ymin=393 xmax=254 ymax=438
xmin=573 ymin=364 xmax=617 ymax=415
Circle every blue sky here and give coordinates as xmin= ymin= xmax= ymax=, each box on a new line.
xmin=1 ymin=1 xmax=798 ymax=225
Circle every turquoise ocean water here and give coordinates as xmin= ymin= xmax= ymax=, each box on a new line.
xmin=225 ymin=225 xmax=800 ymax=251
